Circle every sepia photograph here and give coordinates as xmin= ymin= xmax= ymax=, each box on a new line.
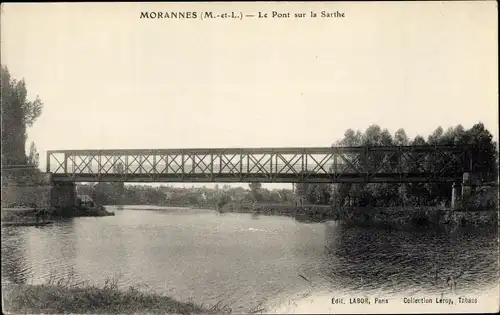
xmin=1 ymin=1 xmax=499 ymax=314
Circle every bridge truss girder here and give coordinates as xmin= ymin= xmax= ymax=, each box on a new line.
xmin=46 ymin=146 xmax=471 ymax=183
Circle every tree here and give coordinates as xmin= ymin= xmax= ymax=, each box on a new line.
xmin=337 ymin=128 xmax=362 ymax=147
xmin=27 ymin=141 xmax=39 ymax=167
xmin=411 ymin=135 xmax=426 ymax=145
xmin=465 ymin=123 xmax=497 ymax=182
xmin=249 ymin=182 xmax=262 ymax=201
xmin=394 ymin=128 xmax=410 ymax=146
xmin=427 ymin=126 xmax=444 ymax=145
xmin=1 ymin=65 xmax=44 ymax=166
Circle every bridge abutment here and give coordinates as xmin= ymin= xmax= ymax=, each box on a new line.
xmin=1 ymin=167 xmax=77 ymax=214
xmin=51 ymin=181 xmax=77 ymax=211
xmin=1 ymin=168 xmax=52 ymax=209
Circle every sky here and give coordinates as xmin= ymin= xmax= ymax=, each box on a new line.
xmin=1 ymin=2 xmax=498 ymax=189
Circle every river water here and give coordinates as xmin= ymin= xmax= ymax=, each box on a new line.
xmin=2 ymin=206 xmax=499 ymax=313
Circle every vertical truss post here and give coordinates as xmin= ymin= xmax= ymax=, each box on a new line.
xmin=333 ymin=152 xmax=338 ymax=179
xmin=274 ymin=152 xmax=277 ymax=175
xmin=396 ymin=147 xmax=401 ymax=180
xmin=430 ymin=146 xmax=436 ymax=179
xmin=153 ymin=152 xmax=157 ymax=174
xmin=270 ymin=152 xmax=278 ymax=178
xmin=98 ymin=152 xmax=102 ymax=177
xmin=301 ymin=149 xmax=306 ymax=181
xmin=239 ymin=149 xmax=243 ymax=180
xmin=305 ymin=153 xmax=308 ymax=172
xmin=191 ymin=154 xmax=195 ymax=174
xmin=271 ymin=153 xmax=279 ymax=177
xmin=68 ymin=154 xmax=72 ymax=174
xmin=210 ymin=151 xmax=214 ymax=179
xmin=364 ymin=147 xmax=369 ymax=180
xmin=301 ymin=150 xmax=305 ymax=174
xmin=269 ymin=151 xmax=273 ymax=177
xmin=64 ymin=153 xmax=68 ymax=173
xmin=181 ymin=151 xmax=185 ymax=180
xmin=46 ymin=151 xmax=51 ymax=172
xmin=469 ymin=149 xmax=473 ymax=173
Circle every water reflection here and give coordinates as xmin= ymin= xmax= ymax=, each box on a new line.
xmin=2 ymin=228 xmax=29 ymax=284
xmin=321 ymin=222 xmax=499 ymax=295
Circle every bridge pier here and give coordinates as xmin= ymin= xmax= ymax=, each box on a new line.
xmin=461 ymin=172 xmax=472 ymax=198
xmin=451 ymin=182 xmax=461 ymax=210
xmin=51 ymin=182 xmax=76 ymax=211
xmin=451 ymin=173 xmax=472 ymax=210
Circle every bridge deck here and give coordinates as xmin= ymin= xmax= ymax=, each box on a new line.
xmin=47 ymin=146 xmax=473 ymax=183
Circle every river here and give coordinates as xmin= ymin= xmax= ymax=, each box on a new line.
xmin=2 ymin=205 xmax=499 ymax=313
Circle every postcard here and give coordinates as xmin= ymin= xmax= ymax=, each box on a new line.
xmin=1 ymin=2 xmax=498 ymax=314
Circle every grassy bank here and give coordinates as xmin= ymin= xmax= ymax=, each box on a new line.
xmin=2 ymin=279 xmax=230 ymax=314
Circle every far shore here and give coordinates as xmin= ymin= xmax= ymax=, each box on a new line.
xmin=3 ymin=203 xmax=496 ymax=231
xmin=108 ymin=203 xmax=499 ymax=230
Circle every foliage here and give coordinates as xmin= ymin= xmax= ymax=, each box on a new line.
xmin=248 ymin=182 xmax=262 ymax=202
xmin=296 ymin=123 xmax=498 ymax=209
xmin=77 ymin=183 xmax=294 ymax=208
xmin=1 ymin=65 xmax=44 ymax=166
xmin=27 ymin=141 xmax=40 ymax=167
xmin=294 ymin=180 xmax=330 ymax=205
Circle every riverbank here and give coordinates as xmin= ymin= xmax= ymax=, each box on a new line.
xmin=341 ymin=206 xmax=499 ymax=230
xmin=115 ymin=203 xmax=498 ymax=229
xmin=213 ymin=203 xmax=499 ymax=229
xmin=2 ymin=280 xmax=229 ymax=314
xmin=2 ymin=206 xmax=115 ymax=226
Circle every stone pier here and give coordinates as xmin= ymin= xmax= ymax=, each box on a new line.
xmin=1 ymin=168 xmax=76 ymax=212
xmin=1 ymin=168 xmax=52 ymax=209
xmin=51 ymin=181 xmax=76 ymax=210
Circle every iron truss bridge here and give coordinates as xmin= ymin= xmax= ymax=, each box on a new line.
xmin=46 ymin=146 xmax=474 ymax=183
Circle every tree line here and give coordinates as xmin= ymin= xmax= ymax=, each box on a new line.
xmin=294 ymin=124 xmax=498 ymax=209
xmin=76 ymin=182 xmax=295 ymax=208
